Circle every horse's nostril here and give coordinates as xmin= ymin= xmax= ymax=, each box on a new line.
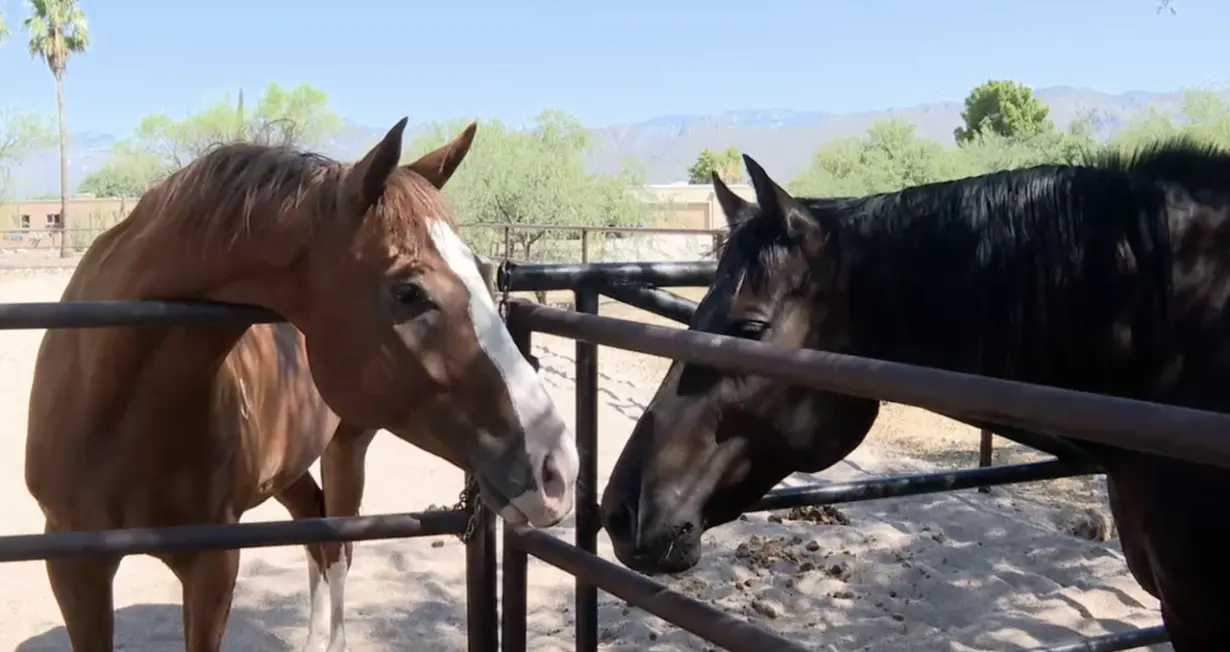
xmin=603 ymin=501 xmax=634 ymax=538
xmin=540 ymin=453 xmax=559 ymax=489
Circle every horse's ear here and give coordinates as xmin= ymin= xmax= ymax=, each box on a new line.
xmin=711 ymin=171 xmax=750 ymax=229
xmin=347 ymin=117 xmax=408 ymax=213
xmin=743 ymin=154 xmax=824 ymax=242
xmin=405 ymin=121 xmax=478 ymax=190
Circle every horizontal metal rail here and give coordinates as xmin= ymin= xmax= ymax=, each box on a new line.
xmin=0 ymin=300 xmax=279 ymax=329
xmin=507 ymin=526 xmax=812 ymax=652
xmin=960 ymin=421 xmax=1101 ymax=466
xmin=1024 ymin=625 xmax=1170 ymax=651
xmin=0 ymin=510 xmax=468 ymax=562
xmin=465 ymin=223 xmax=724 ymax=236
xmin=584 ymin=285 xmax=1101 ymax=469
xmin=587 ymin=285 xmax=1103 ymax=473
xmin=499 ymin=260 xmax=716 ymax=292
xmin=507 ymin=301 xmax=1230 ymax=470
xmin=751 ymin=459 xmax=1095 ymax=512
xmin=597 ymin=283 xmax=699 ymax=325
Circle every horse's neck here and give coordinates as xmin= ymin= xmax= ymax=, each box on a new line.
xmin=58 ymin=322 xmax=248 ymax=430
xmin=58 ymin=228 xmax=297 ymax=425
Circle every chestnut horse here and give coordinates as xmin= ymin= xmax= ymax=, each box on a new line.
xmin=25 ymin=119 xmax=579 ymax=652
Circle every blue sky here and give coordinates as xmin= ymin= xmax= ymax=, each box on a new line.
xmin=0 ymin=0 xmax=1225 ymax=136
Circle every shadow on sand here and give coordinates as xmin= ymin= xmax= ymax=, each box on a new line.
xmin=15 ymin=602 xmax=291 ymax=652
xmin=12 ymin=539 xmax=563 ymax=651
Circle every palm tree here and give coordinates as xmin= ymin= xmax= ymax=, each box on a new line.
xmin=1 ymin=10 xmax=10 ymax=46
xmin=24 ymin=0 xmax=89 ymax=258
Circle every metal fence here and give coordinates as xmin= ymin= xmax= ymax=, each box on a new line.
xmin=0 ymin=258 xmax=1209 ymax=650
xmin=459 ymin=223 xmax=725 ymax=267
xmin=494 ymin=259 xmax=1188 ymax=652
xmin=0 ymin=299 xmax=501 ymax=652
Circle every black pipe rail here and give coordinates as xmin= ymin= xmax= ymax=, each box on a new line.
xmin=508 ymin=300 xmax=1230 ymax=470
xmin=1025 ymin=625 xmax=1171 ymax=652
xmin=573 ymin=287 xmax=602 ymax=650
xmin=498 ymin=260 xmax=716 ymax=292
xmin=597 ymin=282 xmax=700 ymax=325
xmin=507 ymin=526 xmax=813 ymax=652
xmin=957 ymin=421 xmax=1102 ymax=467
xmin=581 ymin=282 xmax=1103 ymax=472
xmin=750 ymin=458 xmax=1095 ymax=512
xmin=0 ymin=510 xmax=469 ymax=562
xmin=0 ymin=299 xmax=280 ymax=329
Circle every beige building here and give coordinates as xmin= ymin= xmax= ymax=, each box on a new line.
xmin=637 ymin=182 xmax=756 ymax=231
xmin=0 ymin=183 xmax=753 ymax=252
xmin=0 ymin=196 xmax=132 ymax=252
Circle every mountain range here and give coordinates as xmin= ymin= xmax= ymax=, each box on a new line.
xmin=6 ymin=85 xmax=1192 ymax=198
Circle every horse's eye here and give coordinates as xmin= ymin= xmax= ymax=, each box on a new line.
xmin=728 ymin=319 xmax=770 ymax=339
xmin=391 ymin=281 xmax=431 ymax=307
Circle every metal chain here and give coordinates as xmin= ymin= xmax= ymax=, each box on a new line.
xmin=453 ymin=475 xmax=484 ymax=543
xmin=454 ymin=259 xmax=512 ymax=543
xmin=498 ymin=260 xmax=512 ymax=320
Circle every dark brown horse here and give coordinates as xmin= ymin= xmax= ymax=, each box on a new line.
xmin=601 ymin=143 xmax=1230 ymax=649
xmin=26 ymin=119 xmax=578 ymax=652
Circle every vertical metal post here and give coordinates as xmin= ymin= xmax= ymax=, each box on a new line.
xmin=501 ymin=317 xmax=534 ymax=652
xmin=466 ymin=475 xmax=498 ymax=652
xmin=581 ymin=229 xmax=590 ymax=264
xmin=978 ymin=429 xmax=994 ymax=493
xmin=573 ymin=287 xmax=600 ymax=652
xmin=504 ymin=225 xmax=513 ymax=262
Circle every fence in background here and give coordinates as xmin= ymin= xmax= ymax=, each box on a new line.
xmin=0 ymin=223 xmax=726 ymax=272
xmin=459 ymin=223 xmax=724 ymax=266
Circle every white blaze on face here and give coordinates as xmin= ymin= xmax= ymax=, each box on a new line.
xmin=427 ymin=220 xmax=579 ymax=527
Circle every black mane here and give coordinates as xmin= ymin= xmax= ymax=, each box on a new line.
xmin=723 ymin=138 xmax=1230 ymax=396
xmin=1096 ymin=135 xmax=1230 ymax=194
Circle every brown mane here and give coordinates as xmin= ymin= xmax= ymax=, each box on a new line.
xmin=76 ymin=141 xmax=459 ymax=303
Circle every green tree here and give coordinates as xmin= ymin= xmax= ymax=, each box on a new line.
xmin=955 ymin=112 xmax=1102 ymax=175
xmin=24 ymin=0 xmax=89 ymax=258
xmin=1 ymin=9 xmax=9 ymax=45
xmin=1114 ymin=89 xmax=1230 ymax=153
xmin=77 ymin=142 xmax=169 ymax=197
xmin=404 ymin=109 xmax=648 ymax=270
xmin=687 ymin=146 xmax=744 ymax=184
xmin=128 ymin=83 xmax=344 ymax=169
xmin=789 ymin=119 xmax=960 ymax=196
xmin=786 ymin=87 xmax=1230 ymax=202
xmin=954 ymin=80 xmax=1054 ymax=145
xmin=0 ymin=107 xmax=55 ymax=199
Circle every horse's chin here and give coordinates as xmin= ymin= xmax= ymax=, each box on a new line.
xmin=610 ymin=539 xmax=703 ymax=577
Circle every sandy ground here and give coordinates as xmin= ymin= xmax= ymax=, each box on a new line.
xmin=0 ymin=271 xmax=1167 ymax=651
